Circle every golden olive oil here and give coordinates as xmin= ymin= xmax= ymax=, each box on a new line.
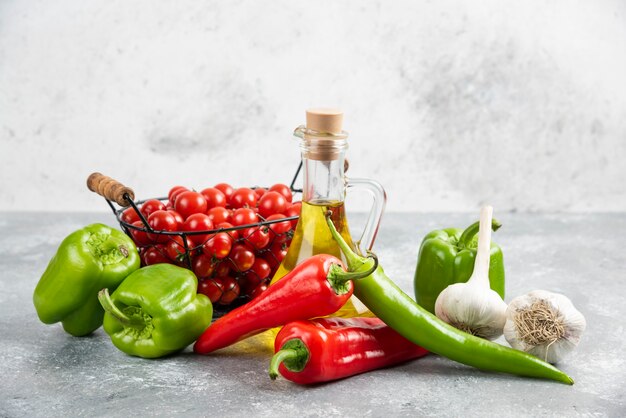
xmin=270 ymin=200 xmax=372 ymax=318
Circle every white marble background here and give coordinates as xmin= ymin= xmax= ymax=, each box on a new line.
xmin=1 ymin=0 xmax=625 ymax=212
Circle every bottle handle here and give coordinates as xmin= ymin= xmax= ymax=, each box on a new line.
xmin=345 ymin=178 xmax=386 ymax=253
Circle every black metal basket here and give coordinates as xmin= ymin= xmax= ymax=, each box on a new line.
xmin=88 ymin=163 xmax=303 ymax=317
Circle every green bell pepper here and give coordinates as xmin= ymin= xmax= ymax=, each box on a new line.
xmin=413 ymin=219 xmax=505 ymax=314
xmin=98 ymin=264 xmax=212 ymax=359
xmin=33 ymin=223 xmax=140 ymax=337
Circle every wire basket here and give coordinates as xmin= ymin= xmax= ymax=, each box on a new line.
xmin=87 ymin=164 xmax=303 ymax=317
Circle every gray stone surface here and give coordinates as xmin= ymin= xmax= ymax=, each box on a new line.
xmin=0 ymin=212 xmax=624 ymax=417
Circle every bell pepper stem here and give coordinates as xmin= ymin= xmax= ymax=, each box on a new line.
xmin=97 ymin=288 xmax=146 ymax=329
xmin=269 ymin=338 xmax=310 ymax=380
xmin=458 ymin=218 xmax=502 ymax=249
xmin=269 ymin=349 xmax=298 ymax=380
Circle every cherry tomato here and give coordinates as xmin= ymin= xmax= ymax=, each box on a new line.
xmin=229 ymin=187 xmax=257 ymax=209
xmin=257 ymin=191 xmax=288 ymax=218
xmin=231 ymin=208 xmax=258 ymax=227
xmin=198 ymin=278 xmax=223 ymax=304
xmin=181 ymin=213 xmax=214 ymax=246
xmin=200 ymin=187 xmax=227 ymax=209
xmin=269 ymin=242 xmax=288 ymax=263
xmin=193 ymin=254 xmax=217 ymax=279
xmin=130 ymin=220 xmax=152 ymax=246
xmin=241 ymin=258 xmax=272 ymax=294
xmin=215 ymin=276 xmax=240 ymax=305
xmin=169 ymin=187 xmax=189 ymax=206
xmin=284 ymin=202 xmax=302 ymax=228
xmin=242 ymin=226 xmax=270 ymax=250
xmin=142 ymin=245 xmax=169 ymax=266
xmin=207 ymin=207 xmax=230 ymax=224
xmin=167 ymin=210 xmax=185 ymax=227
xmin=214 ymin=261 xmax=231 ymax=278
xmin=164 ymin=235 xmax=194 ymax=262
xmin=229 ymin=244 xmax=255 ymax=272
xmin=269 ymin=184 xmax=293 ymax=203
xmin=121 ymin=208 xmax=140 ymax=225
xmin=140 ymin=199 xmax=166 ymax=218
xmin=216 ymin=221 xmax=239 ymax=241
xmin=266 ymin=214 xmax=292 ymax=235
xmin=214 ymin=183 xmax=235 ymax=202
xmin=168 ymin=185 xmax=188 ymax=201
xmin=254 ymin=187 xmax=267 ymax=199
xmin=147 ymin=210 xmax=178 ymax=243
xmin=202 ymin=232 xmax=232 ymax=259
xmin=250 ymin=283 xmax=268 ymax=299
xmin=175 ymin=191 xmax=208 ymax=219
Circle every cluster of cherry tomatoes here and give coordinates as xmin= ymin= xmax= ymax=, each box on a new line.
xmin=120 ymin=183 xmax=301 ymax=306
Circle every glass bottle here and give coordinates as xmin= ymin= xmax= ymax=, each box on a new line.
xmin=270 ymin=108 xmax=386 ymax=317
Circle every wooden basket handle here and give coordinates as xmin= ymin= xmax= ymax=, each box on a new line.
xmin=87 ymin=173 xmax=135 ymax=207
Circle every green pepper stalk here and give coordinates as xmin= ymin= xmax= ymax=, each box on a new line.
xmin=98 ymin=264 xmax=213 ymax=359
xmin=33 ymin=224 xmax=140 ymax=336
xmin=325 ymin=213 xmax=573 ymax=384
xmin=414 ymin=219 xmax=505 ymax=315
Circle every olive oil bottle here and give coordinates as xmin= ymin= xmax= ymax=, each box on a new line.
xmin=270 ymin=109 xmax=386 ymax=318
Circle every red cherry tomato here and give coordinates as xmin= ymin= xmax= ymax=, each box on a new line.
xmin=121 ymin=208 xmax=140 ymax=225
xmin=200 ymin=187 xmax=227 ymax=209
xmin=214 ymin=261 xmax=231 ymax=278
xmin=269 ymin=184 xmax=293 ymax=203
xmin=181 ymin=213 xmax=214 ymax=246
xmin=257 ymin=191 xmax=288 ymax=218
xmin=215 ymin=276 xmax=240 ymax=305
xmin=241 ymin=226 xmax=270 ymax=250
xmin=168 ymin=186 xmax=188 ymax=201
xmin=198 ymin=279 xmax=223 ymax=304
xmin=207 ymin=207 xmax=230 ymax=224
xmin=254 ymin=187 xmax=267 ymax=199
xmin=269 ymin=242 xmax=288 ymax=263
xmin=167 ymin=210 xmax=185 ymax=227
xmin=164 ymin=235 xmax=194 ymax=262
xmin=284 ymin=202 xmax=302 ymax=228
xmin=266 ymin=213 xmax=292 ymax=236
xmin=231 ymin=208 xmax=258 ymax=227
xmin=216 ymin=221 xmax=239 ymax=241
xmin=214 ymin=183 xmax=235 ymax=202
xmin=193 ymin=254 xmax=217 ymax=279
xmin=229 ymin=187 xmax=258 ymax=209
xmin=142 ymin=245 xmax=170 ymax=266
xmin=241 ymin=258 xmax=272 ymax=294
xmin=175 ymin=191 xmax=208 ymax=219
xmin=169 ymin=187 xmax=189 ymax=206
xmin=250 ymin=283 xmax=268 ymax=299
xmin=130 ymin=220 xmax=151 ymax=246
xmin=140 ymin=199 xmax=167 ymax=218
xmin=229 ymin=244 xmax=255 ymax=272
xmin=202 ymin=232 xmax=233 ymax=259
xmin=147 ymin=210 xmax=178 ymax=243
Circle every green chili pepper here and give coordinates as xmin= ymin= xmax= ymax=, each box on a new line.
xmin=33 ymin=223 xmax=140 ymax=337
xmin=414 ymin=219 xmax=506 ymax=314
xmin=98 ymin=264 xmax=212 ymax=359
xmin=325 ymin=214 xmax=573 ymax=384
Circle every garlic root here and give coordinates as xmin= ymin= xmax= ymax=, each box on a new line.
xmin=503 ymin=290 xmax=586 ymax=364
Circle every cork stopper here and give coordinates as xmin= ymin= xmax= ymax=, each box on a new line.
xmin=306 ymin=108 xmax=343 ymax=134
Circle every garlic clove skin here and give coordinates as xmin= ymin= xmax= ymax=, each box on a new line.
xmin=435 ymin=282 xmax=508 ymax=340
xmin=503 ymin=290 xmax=586 ymax=364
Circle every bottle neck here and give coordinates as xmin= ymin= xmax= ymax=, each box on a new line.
xmin=302 ymin=155 xmax=347 ymax=203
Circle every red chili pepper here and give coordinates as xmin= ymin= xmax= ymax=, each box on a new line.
xmin=269 ymin=317 xmax=429 ymax=385
xmin=193 ymin=253 xmax=377 ymax=354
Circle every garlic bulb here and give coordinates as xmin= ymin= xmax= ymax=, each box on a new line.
xmin=435 ymin=206 xmax=507 ymax=340
xmin=503 ymin=290 xmax=586 ymax=364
